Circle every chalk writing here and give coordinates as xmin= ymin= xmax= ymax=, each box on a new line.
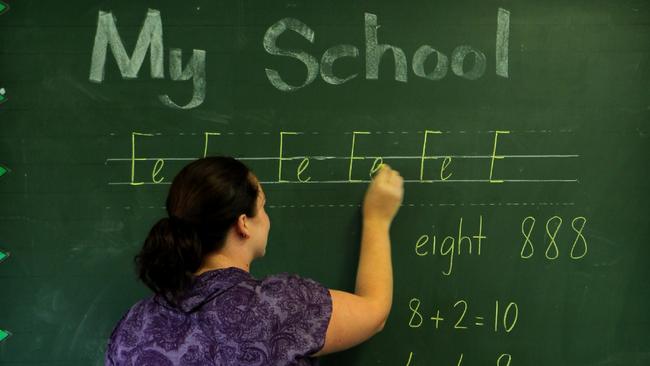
xmin=570 ymin=217 xmax=588 ymax=259
xmin=369 ymin=157 xmax=384 ymax=179
xmin=405 ymin=352 xmax=414 ymax=366
xmin=278 ymin=132 xmax=300 ymax=183
xmin=407 ymin=297 xmax=520 ymax=333
xmin=264 ymin=9 xmax=511 ymax=91
xmin=420 ymin=130 xmax=442 ymax=182
xmin=159 ymin=48 xmax=207 ymax=109
xmin=89 ymin=9 xmax=164 ymax=81
xmin=152 ymin=159 xmax=164 ymax=183
xmin=520 ymin=216 xmax=535 ymax=259
xmin=405 ymin=352 xmax=513 ymax=366
xmin=349 ymin=131 xmax=372 ymax=182
xmin=497 ymin=354 xmax=513 ymax=366
xmin=119 ymin=130 xmax=578 ymax=186
xmin=441 ymin=156 xmax=453 ymax=181
xmin=414 ymin=216 xmax=486 ymax=276
xmin=263 ymin=18 xmax=319 ymax=91
xmin=413 ymin=46 xmax=448 ymax=80
xmin=408 ymin=298 xmax=424 ymax=328
xmin=495 ymin=8 xmax=510 ymax=78
xmin=203 ymin=132 xmax=221 ymax=158
xmin=489 ymin=131 xmax=510 ymax=183
xmin=130 ymin=132 xmax=153 ymax=186
xmin=494 ymin=301 xmax=519 ymax=333
xmin=544 ymin=216 xmax=562 ymax=260
xmin=89 ymin=9 xmax=206 ymax=109
xmin=297 ymin=157 xmax=311 ymax=182
xmin=519 ymin=216 xmax=589 ymax=260
xmin=454 ymin=300 xmax=469 ymax=329
xmin=89 ymin=8 xmax=510 ymax=106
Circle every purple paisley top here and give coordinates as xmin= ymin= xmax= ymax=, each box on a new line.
xmin=105 ymin=267 xmax=332 ymax=366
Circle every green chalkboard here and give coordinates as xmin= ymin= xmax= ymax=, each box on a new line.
xmin=1 ymin=0 xmax=649 ymax=365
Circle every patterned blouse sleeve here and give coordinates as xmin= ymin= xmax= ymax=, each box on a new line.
xmin=259 ymin=273 xmax=333 ymax=361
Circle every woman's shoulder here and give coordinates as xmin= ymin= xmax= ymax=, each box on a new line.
xmin=251 ymin=272 xmax=332 ymax=317
xmin=110 ymin=297 xmax=155 ymax=336
xmin=258 ymin=272 xmax=328 ymax=295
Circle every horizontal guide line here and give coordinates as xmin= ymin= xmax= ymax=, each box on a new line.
xmin=106 ymin=130 xmax=575 ymax=136
xmin=104 ymin=202 xmax=577 ymax=209
xmin=105 ymin=154 xmax=580 ymax=162
xmin=108 ymin=179 xmax=579 ymax=185
xmin=262 ymin=179 xmax=580 ymax=184
xmin=267 ymin=202 xmax=577 ymax=208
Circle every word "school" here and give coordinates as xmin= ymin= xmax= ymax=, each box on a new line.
xmin=265 ymin=9 xmax=511 ymax=91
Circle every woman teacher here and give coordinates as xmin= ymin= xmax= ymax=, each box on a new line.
xmin=105 ymin=156 xmax=403 ymax=365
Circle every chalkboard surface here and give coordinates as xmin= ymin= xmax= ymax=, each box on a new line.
xmin=1 ymin=0 xmax=649 ymax=365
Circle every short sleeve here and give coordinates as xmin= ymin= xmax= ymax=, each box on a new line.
xmin=105 ymin=312 xmax=127 ymax=365
xmin=104 ymin=299 xmax=150 ymax=365
xmin=259 ymin=273 xmax=333 ymax=362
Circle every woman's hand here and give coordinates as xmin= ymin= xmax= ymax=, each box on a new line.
xmin=363 ymin=164 xmax=404 ymax=225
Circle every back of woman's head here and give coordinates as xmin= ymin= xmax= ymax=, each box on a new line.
xmin=134 ymin=156 xmax=259 ymax=304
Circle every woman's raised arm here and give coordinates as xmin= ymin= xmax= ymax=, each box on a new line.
xmin=314 ymin=165 xmax=404 ymax=356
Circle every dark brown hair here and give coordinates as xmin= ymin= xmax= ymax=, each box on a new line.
xmin=134 ymin=156 xmax=259 ymax=304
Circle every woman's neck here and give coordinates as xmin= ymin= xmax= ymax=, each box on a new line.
xmin=194 ymin=252 xmax=251 ymax=276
